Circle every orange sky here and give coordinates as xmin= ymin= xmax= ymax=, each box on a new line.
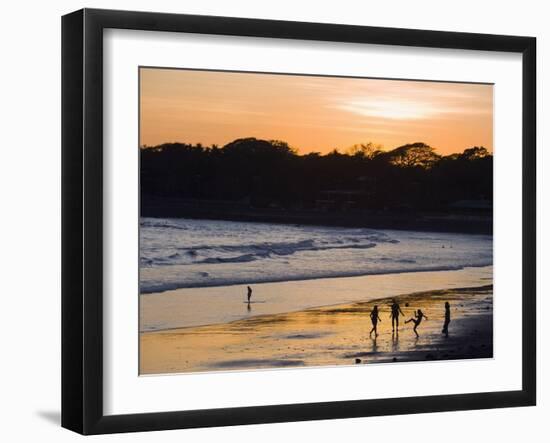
xmin=140 ymin=68 xmax=493 ymax=156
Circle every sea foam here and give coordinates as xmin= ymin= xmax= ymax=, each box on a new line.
xmin=140 ymin=217 xmax=492 ymax=294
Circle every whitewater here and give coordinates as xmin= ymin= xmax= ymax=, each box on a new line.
xmin=139 ymin=217 xmax=493 ymax=294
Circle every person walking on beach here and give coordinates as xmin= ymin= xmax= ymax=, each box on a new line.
xmin=247 ymin=286 xmax=252 ymax=303
xmin=442 ymin=301 xmax=451 ymax=337
xmin=369 ymin=305 xmax=382 ymax=337
xmin=389 ymin=299 xmax=404 ymax=332
xmin=405 ymin=309 xmax=428 ymax=337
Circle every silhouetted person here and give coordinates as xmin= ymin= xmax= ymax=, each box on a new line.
xmin=405 ymin=309 xmax=428 ymax=337
xmin=442 ymin=301 xmax=451 ymax=337
xmin=389 ymin=299 xmax=404 ymax=332
xmin=369 ymin=305 xmax=382 ymax=337
xmin=247 ymin=286 xmax=252 ymax=303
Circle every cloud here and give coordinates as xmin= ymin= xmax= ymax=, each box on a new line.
xmin=335 ymin=91 xmax=491 ymax=121
xmin=337 ymin=98 xmax=439 ymax=120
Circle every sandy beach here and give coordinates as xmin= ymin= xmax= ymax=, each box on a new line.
xmin=140 ymin=266 xmax=492 ymax=332
xmin=140 ymin=284 xmax=492 ymax=375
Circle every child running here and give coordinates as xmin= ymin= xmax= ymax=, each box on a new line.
xmin=369 ymin=305 xmax=382 ymax=337
xmin=405 ymin=309 xmax=429 ymax=337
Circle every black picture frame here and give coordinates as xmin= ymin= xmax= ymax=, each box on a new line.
xmin=62 ymin=8 xmax=536 ymax=435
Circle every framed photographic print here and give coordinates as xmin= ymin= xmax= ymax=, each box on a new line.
xmin=61 ymin=8 xmax=536 ymax=435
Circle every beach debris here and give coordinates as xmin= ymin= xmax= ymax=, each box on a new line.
xmin=355 ymin=358 xmax=362 ymax=364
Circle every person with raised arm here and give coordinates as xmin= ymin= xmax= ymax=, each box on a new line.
xmin=405 ymin=309 xmax=429 ymax=337
xmin=389 ymin=299 xmax=405 ymax=332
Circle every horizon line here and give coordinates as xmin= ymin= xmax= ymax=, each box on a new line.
xmin=139 ymin=138 xmax=492 ymax=156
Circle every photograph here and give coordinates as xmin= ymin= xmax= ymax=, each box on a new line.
xmin=138 ymin=68 xmax=494 ymax=375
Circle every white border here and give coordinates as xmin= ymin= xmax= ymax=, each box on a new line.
xmin=103 ymin=29 xmax=523 ymax=415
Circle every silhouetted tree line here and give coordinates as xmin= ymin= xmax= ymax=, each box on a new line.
xmin=140 ymin=138 xmax=492 ymax=212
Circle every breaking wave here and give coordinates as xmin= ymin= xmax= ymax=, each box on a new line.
xmin=139 ymin=217 xmax=492 ymax=294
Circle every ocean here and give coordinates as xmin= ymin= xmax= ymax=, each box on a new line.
xmin=139 ymin=217 xmax=492 ymax=295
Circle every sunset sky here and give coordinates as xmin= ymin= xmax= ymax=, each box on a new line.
xmin=140 ymin=68 xmax=493 ymax=156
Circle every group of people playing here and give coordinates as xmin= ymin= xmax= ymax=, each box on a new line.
xmin=246 ymin=286 xmax=452 ymax=339
xmin=369 ymin=299 xmax=451 ymax=338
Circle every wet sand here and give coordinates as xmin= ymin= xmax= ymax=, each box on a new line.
xmin=140 ymin=285 xmax=492 ymax=375
xmin=140 ymin=266 xmax=493 ymax=332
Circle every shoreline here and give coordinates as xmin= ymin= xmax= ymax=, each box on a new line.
xmin=140 ymin=265 xmax=492 ymax=332
xmin=143 ymin=283 xmax=493 ymax=334
xmin=140 ymin=262 xmax=492 ymax=294
xmin=140 ymin=285 xmax=493 ymax=375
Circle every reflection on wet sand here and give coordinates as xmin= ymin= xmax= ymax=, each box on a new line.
xmin=140 ymin=285 xmax=493 ymax=374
